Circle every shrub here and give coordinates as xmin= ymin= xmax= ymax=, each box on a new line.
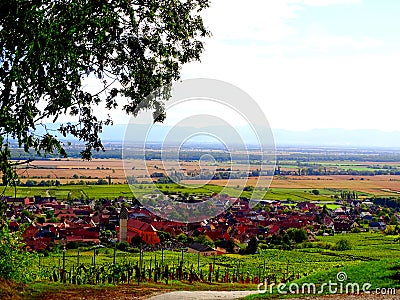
xmin=335 ymin=239 xmax=352 ymax=251
xmin=116 ymin=241 xmax=130 ymax=252
xmin=0 ymin=226 xmax=37 ymax=282
xmin=311 ymin=189 xmax=320 ymax=195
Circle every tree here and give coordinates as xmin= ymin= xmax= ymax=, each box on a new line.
xmin=176 ymin=232 xmax=188 ymax=244
xmin=117 ymin=241 xmax=130 ymax=252
xmin=389 ymin=215 xmax=399 ymax=225
xmin=288 ymin=228 xmax=308 ymax=244
xmin=0 ymin=0 xmax=210 ymax=187
xmin=245 ymin=237 xmax=258 ymax=254
xmin=0 ymin=226 xmax=37 ymax=282
xmin=194 ymin=234 xmax=214 ymax=248
xmin=311 ymin=189 xmax=320 ymax=195
xmin=384 ymin=225 xmax=396 ymax=235
xmin=157 ymin=231 xmax=171 ymax=243
xmin=335 ymin=239 xmax=351 ymax=251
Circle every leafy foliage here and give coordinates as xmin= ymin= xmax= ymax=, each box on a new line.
xmin=0 ymin=226 xmax=37 ymax=282
xmin=334 ymin=238 xmax=352 ymax=251
xmin=0 ymin=0 xmax=210 ymax=185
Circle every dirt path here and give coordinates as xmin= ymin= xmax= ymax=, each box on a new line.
xmin=147 ymin=290 xmax=399 ymax=300
xmin=147 ymin=291 xmax=260 ymax=300
xmin=289 ymin=292 xmax=399 ymax=299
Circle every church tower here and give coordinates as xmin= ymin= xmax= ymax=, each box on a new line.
xmin=119 ymin=206 xmax=128 ymax=243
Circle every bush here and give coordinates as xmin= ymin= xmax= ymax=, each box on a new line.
xmin=311 ymin=189 xmax=320 ymax=195
xmin=0 ymin=226 xmax=37 ymax=282
xmin=66 ymin=241 xmax=80 ymax=249
xmin=116 ymin=241 xmax=130 ymax=252
xmin=335 ymin=239 xmax=352 ymax=251
xmin=245 ymin=237 xmax=258 ymax=254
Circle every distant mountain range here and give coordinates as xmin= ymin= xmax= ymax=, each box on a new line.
xmin=31 ymin=123 xmax=400 ymax=149
xmin=102 ymin=125 xmax=400 ymax=149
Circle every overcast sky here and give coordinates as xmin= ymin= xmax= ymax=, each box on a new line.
xmin=178 ymin=0 xmax=400 ymax=132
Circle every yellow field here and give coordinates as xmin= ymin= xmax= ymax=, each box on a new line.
xmin=13 ymin=159 xmax=400 ymax=196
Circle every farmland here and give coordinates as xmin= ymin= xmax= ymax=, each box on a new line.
xmin=4 ymin=146 xmax=400 ymax=298
xmin=32 ymin=232 xmax=400 ymax=298
xmin=0 ymin=183 xmax=375 ymax=202
xmin=3 ymin=177 xmax=400 ymax=201
xmin=10 ymin=145 xmax=400 ymax=200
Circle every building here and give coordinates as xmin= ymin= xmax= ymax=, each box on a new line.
xmin=126 ymin=219 xmax=160 ymax=245
xmin=187 ymin=242 xmax=216 ymax=256
xmin=119 ymin=206 xmax=128 ymax=242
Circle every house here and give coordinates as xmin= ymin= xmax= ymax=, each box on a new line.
xmin=360 ymin=212 xmax=372 ymax=220
xmin=126 ymin=219 xmax=160 ymax=245
xmin=214 ymin=240 xmax=240 ymax=254
xmin=6 ymin=197 xmax=33 ymax=207
xmin=350 ymin=221 xmax=360 ymax=229
xmin=369 ymin=222 xmax=386 ymax=231
xmin=267 ymin=224 xmax=281 ymax=236
xmin=333 ymin=221 xmax=351 ymax=232
xmin=187 ymin=242 xmax=216 ymax=256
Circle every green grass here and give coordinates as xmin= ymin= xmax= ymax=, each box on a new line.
xmin=246 ymin=233 xmax=400 ymax=298
xmin=316 ymin=204 xmax=341 ymax=210
xmin=247 ymin=259 xmax=400 ymax=299
xmin=2 ymin=184 xmax=338 ymax=202
xmin=24 ymin=280 xmax=258 ymax=300
xmin=265 ymin=188 xmax=334 ymax=202
xmin=314 ymin=232 xmax=400 ymax=260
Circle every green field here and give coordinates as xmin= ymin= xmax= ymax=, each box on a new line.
xmin=1 ymin=184 xmax=339 ymax=202
xmin=247 ymin=232 xmax=400 ymax=298
xmin=265 ymin=188 xmax=334 ymax=202
xmin=36 ymin=233 xmax=400 ymax=290
xmin=278 ymin=160 xmax=400 ymax=173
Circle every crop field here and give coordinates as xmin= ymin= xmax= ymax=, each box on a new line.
xmin=14 ymin=158 xmax=266 ymax=184
xmin=0 ymin=184 xmax=350 ymax=202
xmin=269 ymin=175 xmax=400 ymax=196
xmin=36 ymin=233 xmax=400 ymax=291
xmin=246 ymin=233 xmax=400 ymax=298
xmin=3 ymin=179 xmax=400 ymax=201
xmin=9 ymin=154 xmax=400 ymax=198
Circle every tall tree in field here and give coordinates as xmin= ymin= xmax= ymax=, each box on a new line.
xmin=0 ymin=0 xmax=210 ymax=187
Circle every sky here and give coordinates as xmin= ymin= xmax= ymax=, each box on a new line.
xmin=54 ymin=0 xmax=400 ymax=134
xmin=178 ymin=0 xmax=400 ymax=131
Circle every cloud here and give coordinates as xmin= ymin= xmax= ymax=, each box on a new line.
xmin=299 ymin=36 xmax=384 ymax=53
xmin=293 ymin=0 xmax=362 ymax=6
xmin=203 ymin=0 xmax=300 ymax=43
xmin=181 ymin=0 xmax=400 ymax=131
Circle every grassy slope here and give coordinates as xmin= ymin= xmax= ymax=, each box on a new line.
xmin=247 ymin=259 xmax=400 ymax=299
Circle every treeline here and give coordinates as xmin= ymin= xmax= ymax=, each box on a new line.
xmin=20 ymin=178 xmax=111 ymax=187
xmin=275 ymin=167 xmax=400 ymax=176
xmin=278 ymin=152 xmax=400 ymax=163
xmin=373 ymin=197 xmax=400 ymax=209
xmin=150 ymin=169 xmax=274 ymax=183
xmin=11 ymin=145 xmax=400 ymax=165
xmin=10 ymin=147 xmax=264 ymax=162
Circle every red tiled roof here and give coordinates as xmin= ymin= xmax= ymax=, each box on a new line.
xmin=127 ymin=219 xmax=157 ymax=232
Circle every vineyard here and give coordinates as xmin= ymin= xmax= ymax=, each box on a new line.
xmin=32 ymin=233 xmax=398 ymax=288
xmin=35 ymin=248 xmax=353 ymax=287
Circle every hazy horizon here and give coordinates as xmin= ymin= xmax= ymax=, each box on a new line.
xmin=25 ymin=123 xmax=400 ymax=150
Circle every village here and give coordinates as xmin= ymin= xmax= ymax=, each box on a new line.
xmin=4 ymin=192 xmax=399 ymax=254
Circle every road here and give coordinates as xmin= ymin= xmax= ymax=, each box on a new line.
xmin=146 ymin=290 xmax=260 ymax=300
